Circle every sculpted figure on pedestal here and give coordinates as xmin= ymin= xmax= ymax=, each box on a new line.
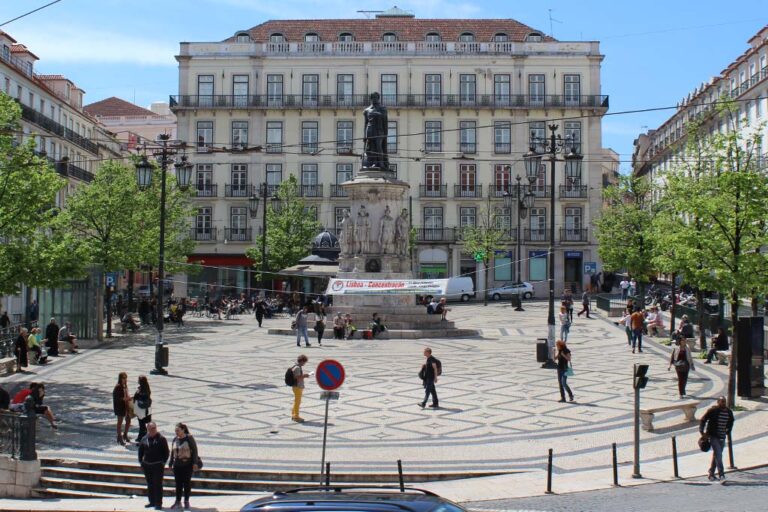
xmin=378 ymin=205 xmax=395 ymax=254
xmin=355 ymin=206 xmax=370 ymax=254
xmin=362 ymin=92 xmax=389 ymax=170
xmin=339 ymin=209 xmax=355 ymax=257
xmin=395 ymin=208 xmax=409 ymax=256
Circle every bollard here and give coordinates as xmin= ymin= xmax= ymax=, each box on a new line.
xmin=672 ymin=436 xmax=679 ymax=479
xmin=727 ymin=432 xmax=736 ymax=469
xmin=612 ymin=443 xmax=619 ymax=487
xmin=545 ymin=449 xmax=553 ymax=494
xmin=325 ymin=462 xmax=330 ymax=487
xmin=397 ymin=459 xmax=405 ymax=491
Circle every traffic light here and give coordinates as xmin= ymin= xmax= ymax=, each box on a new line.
xmin=634 ymin=364 xmax=649 ymax=389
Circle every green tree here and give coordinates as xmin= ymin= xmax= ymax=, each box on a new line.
xmin=0 ymin=92 xmax=80 ymax=296
xmin=650 ymin=112 xmax=768 ymax=407
xmin=460 ymin=204 xmax=508 ymax=306
xmin=246 ymin=175 xmax=322 ymax=284
xmin=594 ymin=174 xmax=657 ymax=298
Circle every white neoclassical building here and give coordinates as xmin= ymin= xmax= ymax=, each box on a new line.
xmin=171 ymin=8 xmax=611 ymax=298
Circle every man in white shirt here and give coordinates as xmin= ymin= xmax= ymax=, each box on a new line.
xmin=619 ymin=279 xmax=630 ymax=300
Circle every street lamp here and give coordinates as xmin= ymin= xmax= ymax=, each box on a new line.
xmin=248 ymin=184 xmax=280 ymax=297
xmin=504 ymin=174 xmax=536 ymax=311
xmin=524 ymin=124 xmax=582 ymax=369
xmin=134 ymin=134 xmax=192 ymax=375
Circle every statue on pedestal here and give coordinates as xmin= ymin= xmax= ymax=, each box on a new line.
xmin=339 ymin=209 xmax=355 ymax=257
xmin=355 ymin=206 xmax=370 ymax=254
xmin=378 ymin=205 xmax=395 ymax=254
xmin=395 ymin=208 xmax=409 ymax=257
xmin=363 ymin=92 xmax=389 ymax=170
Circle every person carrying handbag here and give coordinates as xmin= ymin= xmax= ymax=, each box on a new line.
xmin=555 ymin=339 xmax=574 ymax=402
xmin=133 ymin=375 xmax=152 ymax=443
xmin=169 ymin=422 xmax=199 ymax=510
xmin=113 ymin=372 xmax=133 ymax=445
xmin=668 ymin=338 xmax=695 ymax=399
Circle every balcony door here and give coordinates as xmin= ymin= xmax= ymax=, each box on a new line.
xmin=196 ymin=207 xmax=212 ymax=240
xmin=230 ymin=207 xmax=248 ymax=240
xmin=459 ymin=164 xmax=476 ymax=196
xmin=529 ymin=207 xmax=546 ymax=241
xmin=230 ymin=164 xmax=248 ymax=196
xmin=425 ymin=74 xmax=441 ymax=106
xmin=197 ymin=75 xmax=214 ymax=107
xmin=564 ymin=207 xmax=582 ymax=241
xmin=424 ymin=164 xmax=442 ymax=196
xmin=423 ymin=207 xmax=443 ymax=240
xmin=233 ymin=75 xmax=249 ymax=107
xmin=528 ymin=74 xmax=545 ymax=106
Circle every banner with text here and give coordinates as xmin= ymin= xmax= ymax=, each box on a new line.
xmin=326 ymin=278 xmax=449 ymax=296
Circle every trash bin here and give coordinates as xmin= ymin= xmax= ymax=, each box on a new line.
xmin=536 ymin=339 xmax=549 ymax=363
xmin=511 ymin=295 xmax=521 ymax=308
xmin=159 ymin=346 xmax=169 ymax=367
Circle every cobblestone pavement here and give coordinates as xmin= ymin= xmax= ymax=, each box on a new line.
xmin=465 ymin=466 xmax=768 ymax=512
xmin=1 ymin=301 xmax=762 ymax=475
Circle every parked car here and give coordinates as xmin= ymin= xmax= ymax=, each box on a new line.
xmin=486 ymin=282 xmax=535 ymax=301
xmin=240 ymin=486 xmax=468 ymax=512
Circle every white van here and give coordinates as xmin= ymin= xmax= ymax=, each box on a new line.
xmin=444 ymin=277 xmax=476 ymax=302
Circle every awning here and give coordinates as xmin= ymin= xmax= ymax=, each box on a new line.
xmin=280 ymin=263 xmax=338 ymax=277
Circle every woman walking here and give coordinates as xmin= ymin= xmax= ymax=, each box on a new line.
xmin=169 ymin=422 xmax=199 ymax=510
xmin=559 ymin=305 xmax=571 ymax=342
xmin=555 ymin=340 xmax=574 ymax=403
xmin=112 ymin=372 xmax=133 ymax=445
xmin=668 ymin=338 xmax=695 ymax=398
xmin=133 ymin=375 xmax=152 ymax=443
xmin=254 ymin=298 xmax=266 ymax=328
xmin=313 ymin=304 xmax=326 ymax=346
xmin=295 ymin=306 xmax=310 ymax=347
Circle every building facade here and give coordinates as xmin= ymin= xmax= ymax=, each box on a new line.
xmin=84 ymin=97 xmax=177 ymax=148
xmin=633 ymin=25 xmax=768 ymax=185
xmin=171 ymin=10 xmax=610 ymax=299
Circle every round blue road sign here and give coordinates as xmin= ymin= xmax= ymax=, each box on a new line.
xmin=316 ymin=359 xmax=345 ymax=391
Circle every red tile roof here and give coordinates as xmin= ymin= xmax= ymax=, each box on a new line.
xmin=10 ymin=43 xmax=39 ymax=59
xmin=36 ymin=74 xmax=70 ymax=81
xmin=228 ymin=18 xmax=554 ymax=43
xmin=0 ymin=30 xmax=18 ymax=43
xmin=84 ymin=96 xmax=157 ymax=118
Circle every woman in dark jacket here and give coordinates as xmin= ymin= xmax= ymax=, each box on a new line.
xmin=14 ymin=329 xmax=28 ymax=372
xmin=169 ymin=422 xmax=199 ymax=510
xmin=555 ymin=339 xmax=574 ymax=402
xmin=133 ymin=375 xmax=152 ymax=443
xmin=112 ymin=372 xmax=132 ymax=445
xmin=668 ymin=339 xmax=695 ymax=398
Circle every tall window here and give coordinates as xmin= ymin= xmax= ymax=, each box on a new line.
xmin=459 ymin=207 xmax=476 ymax=227
xmin=196 ymin=121 xmax=213 ymax=150
xmin=196 ymin=207 xmax=212 ymax=239
xmin=336 ymin=121 xmax=353 ymax=153
xmin=494 ymin=121 xmax=511 ymax=154
xmin=388 ymin=121 xmax=398 ymax=153
xmin=529 ymin=207 xmax=546 ymax=241
xmin=459 ymin=164 xmax=476 ymax=196
xmin=266 ymin=164 xmax=282 ymax=195
xmin=424 ymin=164 xmax=442 ymax=195
xmin=494 ymin=206 xmax=511 ymax=232
xmin=529 ymin=121 xmax=546 ymax=152
xmin=389 ymin=163 xmax=398 ymax=178
xmin=337 ymin=74 xmax=353 ymax=105
xmin=381 ymin=74 xmax=397 ymax=104
xmin=459 ymin=121 xmax=476 ymax=154
xmin=230 ymin=164 xmax=248 ymax=196
xmin=528 ymin=74 xmax=545 ymax=106
xmin=494 ymin=74 xmax=511 ymax=106
xmin=231 ymin=121 xmax=248 ymax=148
xmin=196 ymin=164 xmax=214 ymax=196
xmin=266 ymin=121 xmax=282 ymax=153
xmin=425 ymin=121 xmax=442 ymax=152
xmin=301 ymin=163 xmax=319 ymax=196
xmin=564 ymin=207 xmax=582 ymax=240
xmin=233 ymin=75 xmax=249 ymax=107
xmin=230 ymin=207 xmax=248 ymax=240
xmin=336 ymin=163 xmax=353 ymax=183
xmin=301 ymin=121 xmax=318 ymax=153
xmin=564 ymin=74 xmax=580 ymax=106
xmin=302 ymin=74 xmax=319 ymax=106
xmin=267 ymin=74 xmax=283 ymax=106
xmin=494 ymin=164 xmax=511 ymax=196
xmin=423 ymin=207 xmax=443 ymax=233
xmin=197 ymin=75 xmax=214 ymax=107
xmin=425 ymin=74 xmax=441 ymax=106
xmin=459 ymin=74 xmax=476 ymax=104
xmin=564 ymin=121 xmax=582 ymax=157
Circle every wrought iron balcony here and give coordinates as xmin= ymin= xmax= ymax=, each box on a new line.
xmin=194 ymin=184 xmax=218 ymax=198
xmin=416 ymin=227 xmax=457 ymax=242
xmin=189 ymin=228 xmax=218 ymax=242
xmin=19 ymin=102 xmax=99 ymax=154
xmin=300 ymin=184 xmax=324 ymax=198
xmin=494 ymin=142 xmax=512 ymax=154
xmin=225 ymin=184 xmax=255 ymax=198
xmin=459 ymin=142 xmax=476 ymax=154
xmin=224 ymin=227 xmax=252 ymax=242
xmin=559 ymin=185 xmax=588 ymax=199
xmin=330 ymin=184 xmax=348 ymax=197
xmin=55 ymin=160 xmax=94 ymax=183
xmin=524 ymin=229 xmax=549 ymax=242
xmin=170 ymin=93 xmax=609 ymax=112
xmin=419 ymin=184 xmax=448 ymax=198
xmin=560 ymin=228 xmax=589 ymax=242
xmin=454 ymin=184 xmax=483 ymax=198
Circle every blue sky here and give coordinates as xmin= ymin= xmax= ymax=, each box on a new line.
xmin=2 ymin=0 xmax=765 ymax=172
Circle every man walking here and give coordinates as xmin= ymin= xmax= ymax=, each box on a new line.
xmin=700 ymin=396 xmax=734 ymax=481
xmin=418 ymin=347 xmax=440 ymax=409
xmin=577 ymin=290 xmax=591 ymax=318
xmin=291 ymin=354 xmax=310 ymax=422
xmin=630 ymin=307 xmax=645 ymax=353
xmin=45 ymin=318 xmax=60 ymax=357
xmin=295 ymin=306 xmax=310 ymax=347
xmin=138 ymin=422 xmax=169 ymax=510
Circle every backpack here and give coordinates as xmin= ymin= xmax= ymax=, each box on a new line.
xmin=426 ymin=304 xmax=435 ymax=314
xmin=284 ymin=365 xmax=297 ymax=386
xmin=433 ymin=357 xmax=442 ymax=376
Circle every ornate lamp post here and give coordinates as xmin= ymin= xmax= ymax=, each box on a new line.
xmin=504 ymin=174 xmax=536 ymax=311
xmin=524 ymin=124 xmax=583 ymax=368
xmin=248 ymin=184 xmax=280 ymax=297
xmin=135 ymin=134 xmax=192 ymax=375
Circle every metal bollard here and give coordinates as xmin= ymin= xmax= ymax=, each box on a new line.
xmin=612 ymin=443 xmax=619 ymax=487
xmin=727 ymin=432 xmax=736 ymax=469
xmin=397 ymin=459 xmax=405 ymax=491
xmin=672 ymin=436 xmax=679 ymax=479
xmin=546 ymin=449 xmax=553 ymax=494
xmin=325 ymin=462 xmax=330 ymax=486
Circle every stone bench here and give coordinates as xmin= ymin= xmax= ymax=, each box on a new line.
xmin=0 ymin=356 xmax=16 ymax=375
xmin=639 ymin=400 xmax=701 ymax=432
xmin=716 ymin=350 xmax=731 ymax=366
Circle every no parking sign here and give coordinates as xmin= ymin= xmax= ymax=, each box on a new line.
xmin=316 ymin=359 xmax=345 ymax=391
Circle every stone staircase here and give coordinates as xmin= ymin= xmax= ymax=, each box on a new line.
xmin=34 ymin=458 xmax=505 ymax=498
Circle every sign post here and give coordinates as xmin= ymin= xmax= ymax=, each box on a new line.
xmin=316 ymin=359 xmax=345 ymax=485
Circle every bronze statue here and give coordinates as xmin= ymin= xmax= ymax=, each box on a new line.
xmin=363 ymin=92 xmax=389 ymax=170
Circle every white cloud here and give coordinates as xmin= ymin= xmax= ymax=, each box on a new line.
xmin=9 ymin=25 xmax=177 ymax=66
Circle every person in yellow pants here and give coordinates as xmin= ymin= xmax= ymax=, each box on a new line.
xmin=292 ymin=355 xmax=310 ymax=422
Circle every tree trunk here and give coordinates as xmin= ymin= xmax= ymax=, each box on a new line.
xmin=670 ymin=274 xmax=677 ymax=333
xmin=697 ymin=289 xmax=707 ymax=351
xmin=751 ymin=295 xmax=759 ymax=317
xmin=127 ymin=270 xmax=135 ymax=312
xmin=483 ymin=261 xmax=489 ymax=307
xmin=105 ymin=285 xmax=113 ymax=338
xmin=727 ymin=291 xmax=739 ymax=409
